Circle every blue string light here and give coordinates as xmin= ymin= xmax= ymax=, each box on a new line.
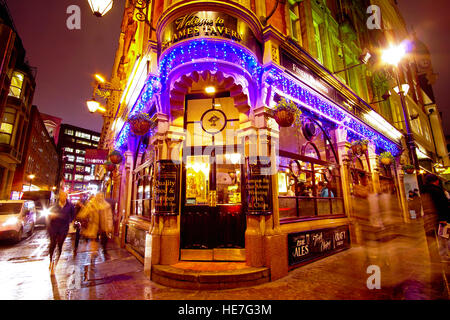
xmin=114 ymin=39 xmax=401 ymax=156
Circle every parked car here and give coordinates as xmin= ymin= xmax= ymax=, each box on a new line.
xmin=0 ymin=200 xmax=36 ymax=242
xmin=21 ymin=190 xmax=53 ymax=226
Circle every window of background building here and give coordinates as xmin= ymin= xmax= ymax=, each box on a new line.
xmin=313 ymin=20 xmax=324 ymax=64
xmin=76 ymin=157 xmax=85 ymax=163
xmin=65 ymin=147 xmax=74 ymax=153
xmin=65 ymin=164 xmax=74 ymax=170
xmin=66 ymin=155 xmax=75 ymax=162
xmin=8 ymin=72 xmax=24 ymax=98
xmin=75 ymin=131 xmax=91 ymax=140
xmin=91 ymin=136 xmax=100 ymax=142
xmin=75 ymin=149 xmax=85 ymax=155
xmin=65 ymin=129 xmax=74 ymax=136
xmin=288 ymin=2 xmax=300 ymax=41
xmin=0 ymin=107 xmax=16 ymax=144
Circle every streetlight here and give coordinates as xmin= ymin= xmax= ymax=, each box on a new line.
xmin=27 ymin=174 xmax=35 ymax=191
xmin=381 ymin=43 xmax=421 ymax=186
xmin=87 ymin=98 xmax=106 ymax=114
xmin=88 ymin=0 xmax=114 ymax=17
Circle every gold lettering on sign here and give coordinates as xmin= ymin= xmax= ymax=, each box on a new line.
xmin=162 ymin=12 xmax=244 ymax=50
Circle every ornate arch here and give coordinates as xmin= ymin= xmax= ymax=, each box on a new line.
xmin=168 ymin=69 xmax=251 ymax=119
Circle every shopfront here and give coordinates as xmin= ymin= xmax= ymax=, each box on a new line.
xmin=112 ymin=1 xmax=406 ymax=285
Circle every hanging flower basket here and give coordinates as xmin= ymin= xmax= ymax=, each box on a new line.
xmin=379 ymin=152 xmax=394 ymax=166
xmin=127 ymin=113 xmax=153 ymax=136
xmin=402 ymin=164 xmax=415 ymax=174
xmin=273 ymin=98 xmax=300 ymax=127
xmin=104 ymin=161 xmax=116 ymax=172
xmin=109 ymin=150 xmax=123 ymax=165
xmin=351 ymin=139 xmax=369 ymax=156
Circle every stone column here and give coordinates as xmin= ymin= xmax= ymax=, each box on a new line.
xmin=119 ymin=151 xmax=134 ymax=247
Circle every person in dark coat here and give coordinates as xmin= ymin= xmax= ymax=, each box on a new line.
xmin=46 ymin=191 xmax=75 ymax=274
xmin=422 ymin=174 xmax=450 ymax=259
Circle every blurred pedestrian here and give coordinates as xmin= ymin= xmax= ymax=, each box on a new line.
xmin=422 ymin=174 xmax=450 ymax=260
xmin=72 ymin=195 xmax=92 ymax=257
xmin=46 ymin=191 xmax=75 ymax=274
xmin=97 ymin=193 xmax=113 ymax=256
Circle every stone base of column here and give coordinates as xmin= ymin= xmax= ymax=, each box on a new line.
xmin=160 ymin=233 xmax=180 ymax=265
xmin=264 ymin=234 xmax=288 ymax=281
xmin=245 ymin=232 xmax=265 ymax=267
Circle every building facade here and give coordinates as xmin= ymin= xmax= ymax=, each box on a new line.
xmin=0 ymin=1 xmax=36 ymax=200
xmin=98 ymin=0 xmax=448 ymax=287
xmin=57 ymin=124 xmax=101 ymax=201
xmin=11 ymin=105 xmax=59 ymax=195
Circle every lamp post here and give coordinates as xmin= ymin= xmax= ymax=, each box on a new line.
xmin=382 ymin=44 xmax=422 ymax=187
xmin=27 ymin=174 xmax=35 ymax=191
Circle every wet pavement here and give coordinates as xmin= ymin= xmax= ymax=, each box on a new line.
xmin=0 ymin=221 xmax=448 ymax=300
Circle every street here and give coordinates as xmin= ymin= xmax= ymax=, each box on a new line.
xmin=0 ymin=221 xmax=448 ymax=300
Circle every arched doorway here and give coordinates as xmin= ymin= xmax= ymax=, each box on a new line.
xmin=171 ymin=70 xmax=251 ymax=260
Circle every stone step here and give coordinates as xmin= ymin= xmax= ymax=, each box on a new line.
xmin=151 ymin=264 xmax=270 ymax=290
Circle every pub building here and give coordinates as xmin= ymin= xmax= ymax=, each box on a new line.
xmin=105 ymin=0 xmax=409 ymax=288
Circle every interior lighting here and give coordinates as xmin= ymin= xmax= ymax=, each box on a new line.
xmin=393 ymin=84 xmax=410 ymax=95
xmin=205 ymin=86 xmax=216 ymax=94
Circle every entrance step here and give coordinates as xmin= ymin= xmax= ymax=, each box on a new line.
xmin=151 ymin=262 xmax=270 ymax=290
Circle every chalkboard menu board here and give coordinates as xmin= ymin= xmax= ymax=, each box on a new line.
xmin=246 ymin=157 xmax=272 ymax=215
xmin=125 ymin=225 xmax=146 ymax=257
xmin=155 ymin=160 xmax=179 ymax=215
xmin=288 ymin=225 xmax=350 ymax=266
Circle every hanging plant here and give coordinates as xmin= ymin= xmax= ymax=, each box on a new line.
xmin=109 ymin=150 xmax=123 ymax=165
xmin=127 ymin=113 xmax=153 ymax=136
xmin=402 ymin=164 xmax=415 ymax=174
xmin=351 ymin=139 xmax=369 ymax=156
xmin=104 ymin=161 xmax=116 ymax=172
xmin=379 ymin=152 xmax=395 ymax=166
xmin=273 ymin=97 xmax=301 ymax=128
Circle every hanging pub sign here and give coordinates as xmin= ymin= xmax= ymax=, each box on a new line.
xmin=85 ymin=149 xmax=109 ymax=165
xmin=160 ymin=11 xmax=260 ymax=55
xmin=155 ymin=160 xmax=179 ymax=215
xmin=245 ymin=156 xmax=272 ymax=215
xmin=288 ymin=225 xmax=350 ymax=266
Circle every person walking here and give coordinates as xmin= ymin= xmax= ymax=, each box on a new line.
xmin=97 ymin=193 xmax=114 ymax=256
xmin=422 ymin=174 xmax=450 ymax=260
xmin=46 ymin=191 xmax=75 ymax=275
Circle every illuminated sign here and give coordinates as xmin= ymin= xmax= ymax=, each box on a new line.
xmin=85 ymin=149 xmax=109 ymax=165
xmin=160 ymin=11 xmax=258 ymax=53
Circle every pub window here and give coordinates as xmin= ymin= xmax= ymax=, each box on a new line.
xmin=132 ymin=164 xmax=154 ymax=219
xmin=348 ymin=155 xmax=373 ymax=198
xmin=379 ymin=164 xmax=396 ymax=194
xmin=8 ymin=72 xmax=24 ymax=98
xmin=277 ymin=115 xmax=344 ymax=221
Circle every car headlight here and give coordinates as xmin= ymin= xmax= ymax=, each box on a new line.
xmin=3 ymin=217 xmax=19 ymax=226
xmin=40 ymin=209 xmax=51 ymax=218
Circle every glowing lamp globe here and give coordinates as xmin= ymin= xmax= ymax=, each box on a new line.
xmin=87 ymin=99 xmax=100 ymax=113
xmin=88 ymin=0 xmax=114 ymax=17
xmin=381 ymin=44 xmax=406 ymax=66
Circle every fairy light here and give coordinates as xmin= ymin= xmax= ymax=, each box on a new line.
xmin=114 ymin=39 xmax=401 ymax=156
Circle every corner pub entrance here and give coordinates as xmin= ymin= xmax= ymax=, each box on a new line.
xmin=180 ymin=89 xmax=247 ymax=261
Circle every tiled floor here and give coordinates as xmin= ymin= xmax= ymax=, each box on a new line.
xmin=0 ymin=220 xmax=449 ymax=300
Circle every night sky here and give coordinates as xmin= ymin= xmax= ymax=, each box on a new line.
xmin=4 ymin=0 xmax=449 ymax=136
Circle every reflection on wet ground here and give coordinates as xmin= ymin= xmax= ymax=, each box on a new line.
xmin=0 ymin=221 xmax=448 ymax=300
